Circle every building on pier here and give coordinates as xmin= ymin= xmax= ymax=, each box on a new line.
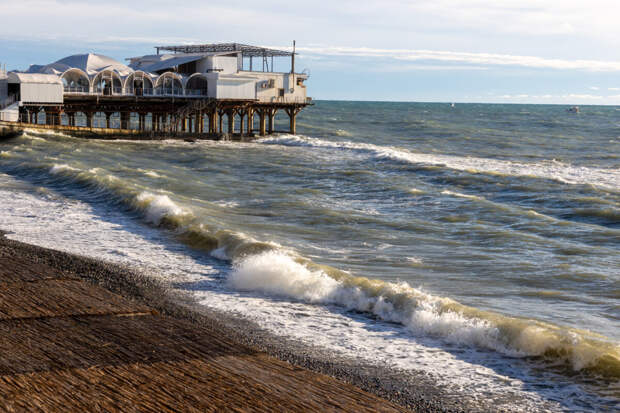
xmin=0 ymin=43 xmax=310 ymax=137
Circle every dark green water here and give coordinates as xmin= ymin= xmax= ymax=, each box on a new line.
xmin=0 ymin=101 xmax=618 ymax=411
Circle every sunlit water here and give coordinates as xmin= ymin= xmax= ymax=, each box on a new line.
xmin=0 ymin=102 xmax=618 ymax=411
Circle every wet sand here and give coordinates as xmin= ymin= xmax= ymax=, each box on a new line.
xmin=0 ymin=231 xmax=470 ymax=412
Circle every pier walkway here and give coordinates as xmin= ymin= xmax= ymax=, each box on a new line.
xmin=0 ymin=240 xmax=407 ymax=412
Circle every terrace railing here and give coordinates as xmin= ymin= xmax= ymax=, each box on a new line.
xmin=185 ymin=89 xmax=209 ymax=97
xmin=63 ymin=86 xmax=90 ymax=94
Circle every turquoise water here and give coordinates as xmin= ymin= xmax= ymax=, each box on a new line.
xmin=0 ymin=101 xmax=618 ymax=411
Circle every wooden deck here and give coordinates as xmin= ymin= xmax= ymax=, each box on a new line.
xmin=0 ymin=252 xmax=408 ymax=412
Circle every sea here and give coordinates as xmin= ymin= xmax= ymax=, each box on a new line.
xmin=0 ymin=101 xmax=618 ymax=412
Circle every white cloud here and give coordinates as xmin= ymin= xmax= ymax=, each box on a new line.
xmin=295 ymin=46 xmax=620 ymax=72
xmin=589 ymin=86 xmax=600 ymax=90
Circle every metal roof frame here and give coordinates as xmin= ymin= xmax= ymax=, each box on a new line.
xmin=155 ymin=43 xmax=293 ymax=57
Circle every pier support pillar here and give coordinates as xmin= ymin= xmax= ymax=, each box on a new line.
xmin=120 ymin=112 xmax=130 ymax=130
xmin=85 ymin=112 xmax=93 ymax=128
xmin=247 ymin=109 xmax=254 ymax=136
xmin=208 ymin=110 xmax=217 ymax=134
xmin=239 ymin=112 xmax=245 ymax=137
xmin=105 ymin=113 xmax=112 ymax=129
xmin=268 ymin=109 xmax=276 ymax=134
xmin=258 ymin=110 xmax=266 ymax=136
xmin=218 ymin=110 xmax=225 ymax=133
xmin=227 ymin=110 xmax=234 ymax=134
xmin=142 ymin=114 xmax=147 ymax=131
xmin=286 ymin=107 xmax=301 ymax=135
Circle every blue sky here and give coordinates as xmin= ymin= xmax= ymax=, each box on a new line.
xmin=1 ymin=0 xmax=620 ymax=104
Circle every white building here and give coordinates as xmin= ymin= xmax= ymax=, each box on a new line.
xmin=9 ymin=43 xmax=308 ymax=103
xmin=1 ymin=43 xmax=310 ymax=135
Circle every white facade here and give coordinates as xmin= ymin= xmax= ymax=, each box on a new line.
xmin=12 ymin=45 xmax=309 ymax=104
xmin=7 ymin=73 xmax=63 ymax=104
xmin=0 ymin=103 xmax=19 ymax=122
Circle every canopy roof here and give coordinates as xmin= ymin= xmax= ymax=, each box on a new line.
xmin=28 ymin=53 xmax=133 ymax=77
xmin=8 ymin=73 xmax=62 ymax=84
xmin=155 ymin=43 xmax=293 ymax=57
xmin=135 ymin=55 xmax=205 ymax=73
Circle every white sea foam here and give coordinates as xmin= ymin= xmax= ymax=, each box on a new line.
xmin=134 ymin=191 xmax=191 ymax=225
xmin=230 ymin=251 xmax=620 ymax=372
xmin=50 ymin=164 xmax=80 ymax=174
xmin=144 ymin=170 xmax=162 ymax=178
xmin=441 ymin=189 xmax=484 ymax=201
xmin=259 ymin=135 xmax=620 ymax=190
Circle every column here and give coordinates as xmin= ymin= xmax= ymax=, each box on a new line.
xmin=120 ymin=112 xmax=130 ymax=130
xmin=247 ymin=108 xmax=254 ymax=135
xmin=268 ymin=109 xmax=276 ymax=134
xmin=227 ymin=110 xmax=234 ymax=134
xmin=259 ymin=110 xmax=266 ymax=136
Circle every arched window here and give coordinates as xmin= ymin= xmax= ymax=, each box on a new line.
xmin=61 ymin=69 xmax=90 ymax=93
xmin=154 ymin=72 xmax=183 ymax=96
xmin=185 ymin=74 xmax=208 ymax=96
xmin=124 ymin=71 xmax=154 ymax=96
xmin=92 ymin=70 xmax=123 ymax=96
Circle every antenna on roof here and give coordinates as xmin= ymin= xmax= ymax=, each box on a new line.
xmin=291 ymin=40 xmax=296 ymax=74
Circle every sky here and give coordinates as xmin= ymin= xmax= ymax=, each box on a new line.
xmin=1 ymin=0 xmax=619 ymax=104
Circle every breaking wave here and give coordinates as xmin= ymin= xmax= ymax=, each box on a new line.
xmin=231 ymin=251 xmax=620 ymax=378
xmin=259 ymin=135 xmax=620 ymax=191
xmin=6 ymin=155 xmax=620 ymax=381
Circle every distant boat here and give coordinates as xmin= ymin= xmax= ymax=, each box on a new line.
xmin=567 ymin=106 xmax=580 ymax=113
xmin=450 ymin=103 xmax=455 ymax=108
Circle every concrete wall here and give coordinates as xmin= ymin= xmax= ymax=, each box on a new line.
xmin=209 ymin=74 xmax=256 ymax=99
xmin=20 ymin=83 xmax=63 ymax=104
xmin=241 ymin=71 xmax=308 ymax=103
xmin=197 ymin=56 xmax=239 ymax=74
xmin=0 ymin=103 xmax=19 ymax=122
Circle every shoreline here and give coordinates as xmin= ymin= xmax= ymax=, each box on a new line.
xmin=0 ymin=230 xmax=475 ymax=412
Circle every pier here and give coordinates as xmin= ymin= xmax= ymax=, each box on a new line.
xmin=0 ymin=43 xmax=311 ymax=140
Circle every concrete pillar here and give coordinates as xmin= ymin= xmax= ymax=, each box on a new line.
xmin=268 ymin=109 xmax=276 ymax=134
xmin=239 ymin=113 xmax=245 ymax=136
xmin=259 ymin=110 xmax=266 ymax=136
xmin=227 ymin=111 xmax=234 ymax=134
xmin=212 ymin=111 xmax=218 ymax=134
xmin=86 ymin=112 xmax=93 ymax=128
xmin=120 ymin=112 xmax=130 ymax=130
xmin=287 ymin=109 xmax=297 ymax=135
xmin=105 ymin=113 xmax=112 ymax=129
xmin=247 ymin=109 xmax=254 ymax=135
xmin=219 ymin=111 xmax=224 ymax=133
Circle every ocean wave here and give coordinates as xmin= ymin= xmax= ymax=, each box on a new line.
xmin=50 ymin=164 xmax=80 ymax=174
xmin=259 ymin=135 xmax=620 ymax=191
xmin=8 ymin=153 xmax=620 ymax=380
xmin=134 ymin=192 xmax=192 ymax=226
xmin=230 ymin=250 xmax=620 ymax=378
